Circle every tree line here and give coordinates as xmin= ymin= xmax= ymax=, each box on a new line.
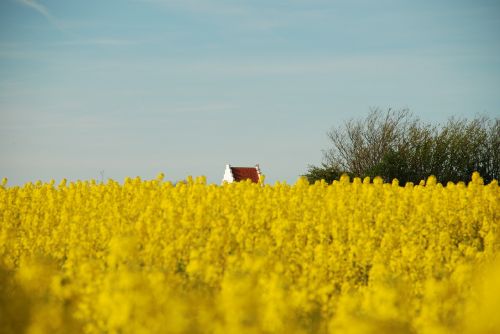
xmin=304 ymin=108 xmax=499 ymax=185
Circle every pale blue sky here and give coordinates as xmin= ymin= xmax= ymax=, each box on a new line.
xmin=1 ymin=0 xmax=499 ymax=184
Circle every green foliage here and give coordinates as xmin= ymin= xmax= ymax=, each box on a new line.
xmin=302 ymin=163 xmax=344 ymax=184
xmin=307 ymin=109 xmax=499 ymax=184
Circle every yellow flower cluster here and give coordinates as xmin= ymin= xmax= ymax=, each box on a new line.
xmin=0 ymin=173 xmax=499 ymax=334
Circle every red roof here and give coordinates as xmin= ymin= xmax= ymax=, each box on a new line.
xmin=231 ymin=167 xmax=260 ymax=183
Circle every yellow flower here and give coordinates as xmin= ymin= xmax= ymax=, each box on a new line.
xmin=0 ymin=173 xmax=497 ymax=333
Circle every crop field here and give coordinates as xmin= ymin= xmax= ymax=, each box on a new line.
xmin=0 ymin=173 xmax=499 ymax=334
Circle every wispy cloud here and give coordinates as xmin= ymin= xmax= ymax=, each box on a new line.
xmin=15 ymin=0 xmax=64 ymax=30
xmin=140 ymin=0 xmax=250 ymax=16
xmin=0 ymin=102 xmax=237 ymax=132
xmin=16 ymin=0 xmax=53 ymax=20
xmin=56 ymin=39 xmax=138 ymax=47
xmin=139 ymin=0 xmax=328 ymax=31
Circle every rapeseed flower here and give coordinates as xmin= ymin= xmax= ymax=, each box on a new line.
xmin=0 ymin=174 xmax=498 ymax=333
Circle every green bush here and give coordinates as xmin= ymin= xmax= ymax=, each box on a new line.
xmin=305 ymin=109 xmax=499 ymax=184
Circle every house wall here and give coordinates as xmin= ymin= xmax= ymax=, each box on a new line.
xmin=222 ymin=164 xmax=234 ymax=183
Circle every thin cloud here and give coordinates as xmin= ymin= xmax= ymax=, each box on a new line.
xmin=15 ymin=0 xmax=64 ymax=30
xmin=140 ymin=0 xmax=249 ymax=16
xmin=140 ymin=0 xmax=326 ymax=31
xmin=17 ymin=0 xmax=53 ymax=20
xmin=56 ymin=39 xmax=138 ymax=47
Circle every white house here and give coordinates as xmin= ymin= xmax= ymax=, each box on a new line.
xmin=222 ymin=164 xmax=262 ymax=184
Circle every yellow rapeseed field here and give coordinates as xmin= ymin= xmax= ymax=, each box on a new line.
xmin=0 ymin=173 xmax=499 ymax=334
